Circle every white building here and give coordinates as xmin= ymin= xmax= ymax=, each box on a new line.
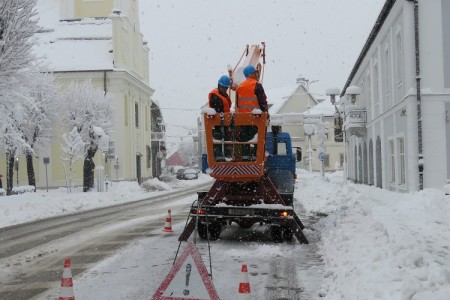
xmin=267 ymin=83 xmax=344 ymax=172
xmin=340 ymin=0 xmax=450 ymax=192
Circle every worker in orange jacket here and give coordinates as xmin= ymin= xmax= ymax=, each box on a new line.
xmin=209 ymin=75 xmax=231 ymax=113
xmin=236 ymin=65 xmax=268 ymax=113
xmin=235 ymin=65 xmax=268 ymax=160
xmin=209 ymin=75 xmax=232 ymax=160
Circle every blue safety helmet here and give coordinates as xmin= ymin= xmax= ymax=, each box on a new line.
xmin=243 ymin=65 xmax=257 ymax=78
xmin=218 ymin=75 xmax=230 ymax=88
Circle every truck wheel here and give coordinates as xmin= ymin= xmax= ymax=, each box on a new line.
xmin=197 ymin=223 xmax=208 ymax=239
xmin=282 ymin=227 xmax=294 ymax=242
xmin=208 ymin=222 xmax=222 ymax=240
xmin=270 ymin=226 xmax=283 ymax=243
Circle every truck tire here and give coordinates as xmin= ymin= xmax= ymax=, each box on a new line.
xmin=282 ymin=227 xmax=294 ymax=242
xmin=208 ymin=222 xmax=222 ymax=240
xmin=197 ymin=223 xmax=208 ymax=239
xmin=198 ymin=222 xmax=222 ymax=241
xmin=270 ymin=226 xmax=283 ymax=243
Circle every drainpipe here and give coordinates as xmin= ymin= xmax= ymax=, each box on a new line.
xmin=408 ymin=0 xmax=423 ymax=190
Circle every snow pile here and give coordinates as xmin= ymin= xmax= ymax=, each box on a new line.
xmin=311 ymin=175 xmax=450 ymax=299
xmin=141 ymin=178 xmax=172 ymax=191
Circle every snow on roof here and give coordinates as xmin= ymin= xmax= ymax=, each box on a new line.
xmin=304 ymin=98 xmax=336 ymax=117
xmin=35 ymin=38 xmax=113 ymax=71
xmin=266 ymin=84 xmax=300 ymax=114
xmin=36 ymin=0 xmax=60 ymax=29
xmin=34 ymin=1 xmax=114 ymax=72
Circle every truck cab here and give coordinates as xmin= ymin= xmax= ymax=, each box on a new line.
xmin=265 ymin=129 xmax=298 ymax=206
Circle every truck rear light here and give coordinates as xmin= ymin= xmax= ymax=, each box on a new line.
xmin=279 ymin=211 xmax=291 ymax=217
xmin=191 ymin=208 xmax=206 ymax=215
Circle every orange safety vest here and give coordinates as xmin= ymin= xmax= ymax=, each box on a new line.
xmin=208 ymin=89 xmax=230 ymax=113
xmin=236 ymin=78 xmax=259 ymax=112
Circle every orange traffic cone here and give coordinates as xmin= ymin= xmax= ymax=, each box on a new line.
xmin=238 ymin=264 xmax=252 ymax=299
xmin=59 ymin=258 xmax=75 ymax=300
xmin=162 ymin=209 xmax=174 ymax=232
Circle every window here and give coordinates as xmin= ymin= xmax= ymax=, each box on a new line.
xmin=135 ymin=102 xmax=139 ymax=128
xmin=398 ymin=137 xmax=405 ymax=185
xmin=364 ymin=73 xmax=371 ymax=119
xmin=146 ymin=145 xmax=151 ymax=168
xmin=395 ymin=30 xmax=403 ymax=101
xmin=389 ymin=139 xmax=395 ymax=183
xmin=277 ymin=142 xmax=287 ymax=155
xmin=383 ymin=45 xmax=391 ymax=108
xmin=373 ymin=63 xmax=380 ymax=115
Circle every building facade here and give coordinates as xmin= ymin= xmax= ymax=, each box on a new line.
xmin=4 ymin=0 xmax=165 ymax=188
xmin=267 ymin=83 xmax=344 ymax=172
xmin=341 ymin=0 xmax=450 ymax=192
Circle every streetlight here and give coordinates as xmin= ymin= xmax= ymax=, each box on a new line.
xmin=303 ymin=119 xmax=315 ymax=172
xmin=344 ymin=86 xmax=362 ymax=182
xmin=326 ymin=88 xmax=342 ymax=172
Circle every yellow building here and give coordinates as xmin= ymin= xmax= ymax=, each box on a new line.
xmin=2 ymin=0 xmax=159 ymax=189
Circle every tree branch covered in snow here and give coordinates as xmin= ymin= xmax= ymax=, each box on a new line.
xmin=0 ymin=0 xmax=39 ymax=90
xmin=58 ymin=80 xmax=114 ymax=192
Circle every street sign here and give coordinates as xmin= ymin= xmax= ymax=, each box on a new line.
xmin=152 ymin=242 xmax=220 ymax=300
xmin=43 ymin=157 xmax=50 ymax=164
xmin=98 ymin=135 xmax=110 ymax=152
xmin=319 ymin=152 xmax=326 ymax=161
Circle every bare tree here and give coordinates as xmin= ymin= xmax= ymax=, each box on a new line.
xmin=58 ymin=80 xmax=114 ymax=192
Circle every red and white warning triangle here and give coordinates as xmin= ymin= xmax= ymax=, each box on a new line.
xmin=152 ymin=242 xmax=220 ymax=300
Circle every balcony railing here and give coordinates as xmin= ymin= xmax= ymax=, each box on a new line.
xmin=344 ymin=107 xmax=367 ymax=137
xmin=151 ymin=132 xmax=165 ymax=141
xmin=344 ymin=107 xmax=366 ymax=128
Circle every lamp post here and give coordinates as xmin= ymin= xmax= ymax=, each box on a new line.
xmin=303 ymin=120 xmax=315 ymax=172
xmin=326 ymin=88 xmax=342 ymax=173
xmin=344 ymin=86 xmax=362 ymax=183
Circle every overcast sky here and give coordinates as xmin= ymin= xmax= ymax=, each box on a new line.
xmin=138 ymin=0 xmax=385 ymax=142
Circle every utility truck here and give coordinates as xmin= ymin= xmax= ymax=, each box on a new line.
xmin=179 ymin=43 xmax=308 ymax=244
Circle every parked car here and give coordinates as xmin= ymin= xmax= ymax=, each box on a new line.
xmin=176 ymin=168 xmax=185 ymax=180
xmin=177 ymin=168 xmax=199 ymax=180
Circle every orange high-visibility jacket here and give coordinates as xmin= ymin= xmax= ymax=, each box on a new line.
xmin=208 ymin=89 xmax=231 ymax=113
xmin=236 ymin=78 xmax=259 ymax=112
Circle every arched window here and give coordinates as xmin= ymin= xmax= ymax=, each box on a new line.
xmin=354 ymin=145 xmax=358 ymax=182
xmin=358 ymin=144 xmax=363 ymax=183
xmin=376 ymin=136 xmax=382 ymax=188
xmin=369 ymin=139 xmax=374 ymax=185
xmin=363 ymin=142 xmax=368 ymax=184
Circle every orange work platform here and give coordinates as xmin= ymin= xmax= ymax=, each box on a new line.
xmin=204 ymin=112 xmax=268 ymax=182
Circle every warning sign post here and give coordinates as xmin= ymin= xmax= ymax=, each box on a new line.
xmin=152 ymin=242 xmax=220 ymax=300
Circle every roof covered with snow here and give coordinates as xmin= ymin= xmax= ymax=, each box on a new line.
xmin=34 ymin=1 xmax=114 ymax=72
xmin=266 ymin=84 xmax=301 ymax=114
xmin=304 ymin=98 xmax=336 ymax=116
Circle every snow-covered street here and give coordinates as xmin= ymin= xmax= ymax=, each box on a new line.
xmin=1 ymin=170 xmax=449 ymax=299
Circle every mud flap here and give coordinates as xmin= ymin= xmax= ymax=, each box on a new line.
xmin=178 ymin=217 xmax=196 ymax=242
xmin=288 ymin=212 xmax=309 ymax=244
